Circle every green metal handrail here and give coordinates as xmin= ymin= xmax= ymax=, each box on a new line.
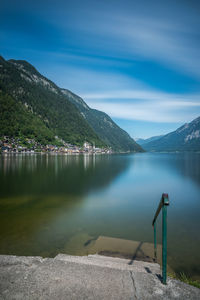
xmin=152 ymin=193 xmax=169 ymax=284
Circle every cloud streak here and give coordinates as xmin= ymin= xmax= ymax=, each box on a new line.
xmin=82 ymin=86 xmax=200 ymax=123
xmin=87 ymin=100 xmax=200 ymax=123
xmin=53 ymin=0 xmax=200 ymax=79
xmin=51 ymin=64 xmax=200 ymax=124
xmin=83 ymin=90 xmax=200 ymax=103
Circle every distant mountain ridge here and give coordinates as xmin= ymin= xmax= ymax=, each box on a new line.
xmin=0 ymin=55 xmax=143 ymax=152
xmin=136 ymin=135 xmax=164 ymax=146
xmin=143 ymin=117 xmax=200 ymax=152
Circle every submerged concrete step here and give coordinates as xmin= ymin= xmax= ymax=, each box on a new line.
xmin=55 ymin=253 xmax=161 ymax=273
xmin=90 ymin=236 xmax=162 ymax=263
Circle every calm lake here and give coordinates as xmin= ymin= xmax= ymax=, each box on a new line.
xmin=0 ymin=153 xmax=200 ymax=280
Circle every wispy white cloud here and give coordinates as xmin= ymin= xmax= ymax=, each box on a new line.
xmin=52 ymin=65 xmax=200 ymax=123
xmin=81 ymin=80 xmax=200 ymax=123
xmin=162 ymin=101 xmax=200 ymax=107
xmin=116 ymin=18 xmax=200 ymax=79
xmin=51 ymin=66 xmax=145 ymax=94
xmin=53 ymin=1 xmax=200 ymax=79
xmin=86 ymin=99 xmax=200 ymax=123
xmin=83 ymin=90 xmax=200 ymax=103
xmin=38 ymin=1 xmax=200 ymax=131
xmin=89 ymin=14 xmax=200 ymax=79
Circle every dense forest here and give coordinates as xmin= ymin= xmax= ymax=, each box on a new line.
xmin=0 ymin=92 xmax=57 ymax=145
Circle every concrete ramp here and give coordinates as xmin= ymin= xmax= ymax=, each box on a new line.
xmin=0 ymin=254 xmax=200 ymax=299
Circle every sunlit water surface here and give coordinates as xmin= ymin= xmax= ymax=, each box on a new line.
xmin=0 ymin=153 xmax=200 ymax=280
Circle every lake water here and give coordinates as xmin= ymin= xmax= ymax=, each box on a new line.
xmin=0 ymin=153 xmax=200 ymax=280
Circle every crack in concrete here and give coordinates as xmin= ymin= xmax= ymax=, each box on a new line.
xmin=129 ymin=271 xmax=138 ymax=300
xmin=0 ymin=262 xmax=31 ymax=267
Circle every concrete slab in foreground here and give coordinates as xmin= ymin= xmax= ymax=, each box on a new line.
xmin=0 ymin=254 xmax=199 ymax=300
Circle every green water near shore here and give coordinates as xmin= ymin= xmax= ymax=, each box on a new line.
xmin=0 ymin=153 xmax=200 ymax=280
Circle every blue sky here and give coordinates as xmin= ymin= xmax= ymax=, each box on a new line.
xmin=1 ymin=0 xmax=200 ymax=138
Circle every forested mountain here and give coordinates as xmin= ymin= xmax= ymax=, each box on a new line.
xmin=0 ymin=55 xmax=143 ymax=152
xmin=0 ymin=56 xmax=103 ymax=146
xmin=61 ymin=89 xmax=143 ymax=152
xmin=0 ymin=92 xmax=56 ymax=145
xmin=143 ymin=117 xmax=200 ymax=152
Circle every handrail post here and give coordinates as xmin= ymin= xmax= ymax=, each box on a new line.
xmin=154 ymin=221 xmax=157 ymax=262
xmin=152 ymin=193 xmax=169 ymax=284
xmin=162 ymin=193 xmax=169 ymax=284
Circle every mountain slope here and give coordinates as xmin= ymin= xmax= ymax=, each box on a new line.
xmin=61 ymin=89 xmax=143 ymax=152
xmin=136 ymin=135 xmax=164 ymax=146
xmin=0 ymin=56 xmax=104 ymax=146
xmin=0 ymin=55 xmax=143 ymax=152
xmin=143 ymin=117 xmax=200 ymax=152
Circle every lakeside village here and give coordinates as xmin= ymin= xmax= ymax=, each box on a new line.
xmin=0 ymin=137 xmax=112 ymax=154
